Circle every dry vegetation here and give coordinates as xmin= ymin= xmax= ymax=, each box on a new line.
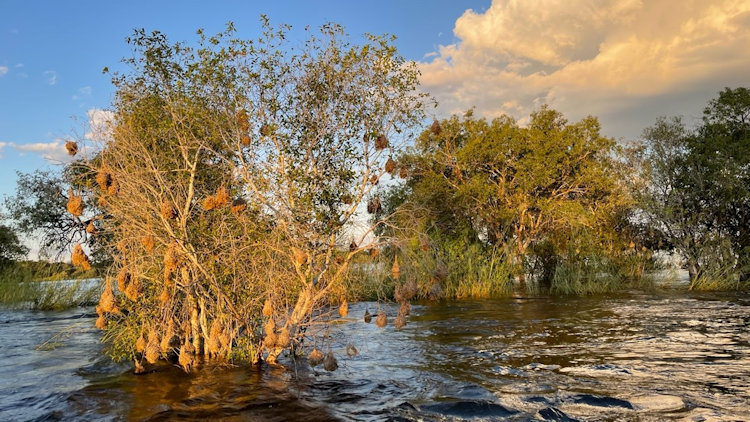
xmin=79 ymin=21 xmax=426 ymax=372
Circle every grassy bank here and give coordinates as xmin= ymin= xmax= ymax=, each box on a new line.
xmin=0 ymin=261 xmax=101 ymax=310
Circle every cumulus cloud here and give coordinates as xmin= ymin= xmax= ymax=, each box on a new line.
xmin=419 ymin=0 xmax=750 ymax=138
xmin=84 ymin=108 xmax=115 ymax=142
xmin=0 ymin=66 xmax=8 ymax=77
xmin=13 ymin=140 xmax=72 ymax=163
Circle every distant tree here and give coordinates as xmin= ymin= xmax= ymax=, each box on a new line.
xmin=635 ymin=87 xmax=750 ymax=288
xmin=3 ymin=169 xmax=102 ymax=261
xmin=388 ymin=108 xmax=636 ymax=292
xmin=0 ymin=224 xmax=28 ymax=267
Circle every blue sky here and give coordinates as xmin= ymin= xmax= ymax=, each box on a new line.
xmin=1 ymin=0 xmax=749 ymax=207
xmin=0 ymin=0 xmax=488 ymax=202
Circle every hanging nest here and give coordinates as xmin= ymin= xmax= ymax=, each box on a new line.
xmin=134 ymin=360 xmax=146 ymax=375
xmin=376 ymin=310 xmax=387 ymax=328
xmin=203 ymin=195 xmax=218 ymax=211
xmin=67 ymin=188 xmax=83 ymax=217
xmin=260 ymin=123 xmax=272 ymax=137
xmin=65 ymin=141 xmax=78 ymax=156
xmin=98 ymin=280 xmax=117 ymax=313
xmin=309 ymin=348 xmax=324 ymax=367
xmin=164 ymin=241 xmax=182 ymax=274
xmin=385 ymin=157 xmax=396 ymax=173
xmin=214 ymin=186 xmax=231 ymax=208
xmin=428 ymin=281 xmax=444 ymax=300
xmin=262 ymin=298 xmax=273 ymax=316
xmin=276 ymin=326 xmax=290 ymax=348
xmin=346 ymin=343 xmax=358 ymax=357
xmin=141 ymin=235 xmax=155 ymax=253
xmin=262 ymin=298 xmax=273 ymax=317
xmin=161 ymin=323 xmax=175 ymax=353
xmin=160 ymin=200 xmax=177 ymax=220
xmin=399 ymin=166 xmax=408 ymax=179
xmin=263 ymin=318 xmax=277 ymax=348
xmin=349 ymin=240 xmax=357 ymax=252
xmin=107 ymin=179 xmax=119 ymax=196
xmin=145 ymin=331 xmax=160 ymax=364
xmin=367 ymin=197 xmax=381 ymax=214
xmin=72 ymin=244 xmax=91 ymax=270
xmin=95 ymin=170 xmax=112 ymax=191
xmin=124 ymin=278 xmax=141 ymax=302
xmin=86 ymin=221 xmax=96 ymax=234
xmin=391 ymin=256 xmax=401 ymax=279
xmin=231 ymin=198 xmax=247 ymax=214
xmin=394 ymin=314 xmax=407 ymax=330
xmin=363 ymin=309 xmax=372 ymax=323
xmin=116 ymin=268 xmax=130 ymax=292
xmin=394 ymin=279 xmax=417 ymax=302
xmin=339 ymin=300 xmax=348 ymax=318
xmin=292 ymin=247 xmax=308 ymax=266
xmin=95 ymin=315 xmax=107 ymax=330
xmin=323 ymin=351 xmax=338 ymax=372
xmin=206 ymin=321 xmax=222 ymax=356
xmin=374 ymin=134 xmax=388 ymax=150
xmin=398 ymin=301 xmax=411 ymax=317
xmin=136 ymin=333 xmax=147 ymax=353
xmin=430 ymin=119 xmax=442 ymax=136
xmin=240 ymin=134 xmax=252 ymax=146
xmin=179 ymin=343 xmax=195 ymax=370
xmin=236 ymin=109 xmax=250 ymax=132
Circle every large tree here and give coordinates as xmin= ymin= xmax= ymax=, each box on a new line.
xmin=387 ymin=108 xmax=635 ymax=292
xmin=636 ymin=87 xmax=750 ymax=288
xmin=84 ymin=21 xmax=425 ymax=370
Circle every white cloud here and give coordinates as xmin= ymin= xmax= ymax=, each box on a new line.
xmin=13 ymin=140 xmax=71 ymax=162
xmin=0 ymin=139 xmax=76 ymax=163
xmin=84 ymin=108 xmax=115 ymax=142
xmin=44 ymin=70 xmax=57 ymax=85
xmin=0 ymin=66 xmax=8 ymax=77
xmin=419 ymin=0 xmax=750 ymax=139
xmin=72 ymin=86 xmax=92 ymax=101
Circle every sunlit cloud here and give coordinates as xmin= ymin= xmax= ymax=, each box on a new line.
xmin=84 ymin=108 xmax=115 ymax=142
xmin=12 ymin=140 xmax=71 ymax=163
xmin=419 ymin=0 xmax=750 ymax=138
xmin=44 ymin=70 xmax=57 ymax=85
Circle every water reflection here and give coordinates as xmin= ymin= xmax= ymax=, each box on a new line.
xmin=1 ymin=291 xmax=749 ymax=421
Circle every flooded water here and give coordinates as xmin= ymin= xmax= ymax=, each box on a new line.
xmin=1 ymin=290 xmax=749 ymax=421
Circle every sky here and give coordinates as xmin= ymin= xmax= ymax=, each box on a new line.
xmin=1 ymin=0 xmax=749 ymax=206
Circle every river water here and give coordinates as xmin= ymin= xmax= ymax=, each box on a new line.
xmin=1 ymin=290 xmax=749 ymax=421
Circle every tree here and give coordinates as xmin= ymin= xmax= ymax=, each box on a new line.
xmin=635 ymin=87 xmax=750 ymax=288
xmin=0 ymin=224 xmax=28 ymax=268
xmin=84 ymin=21 xmax=426 ymax=370
xmin=387 ymin=108 xmax=636 ymax=293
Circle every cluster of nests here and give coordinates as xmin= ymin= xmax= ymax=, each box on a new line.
xmin=203 ymin=186 xmax=247 ymax=214
xmin=360 ymin=257 xmax=415 ymax=330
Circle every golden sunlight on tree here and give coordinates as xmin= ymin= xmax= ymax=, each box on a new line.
xmin=81 ymin=20 xmax=426 ymax=372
